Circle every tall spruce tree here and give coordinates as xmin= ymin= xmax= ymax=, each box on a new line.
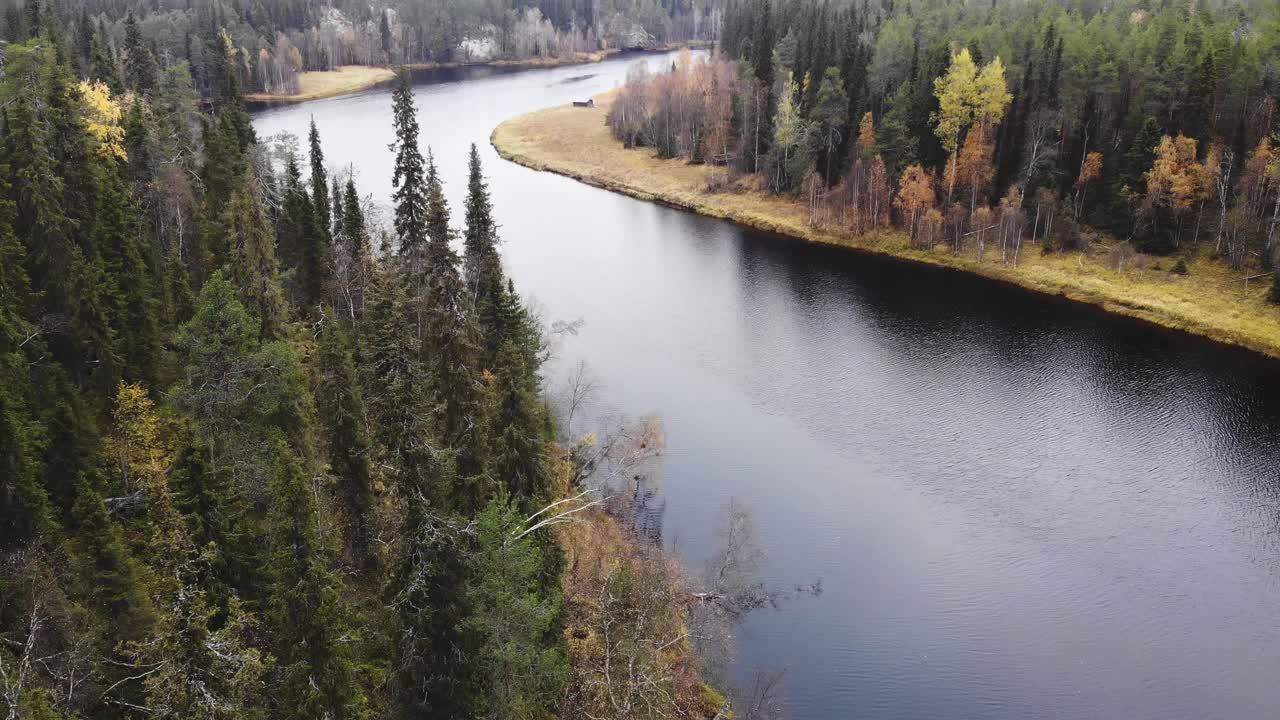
xmin=124 ymin=12 xmax=158 ymax=94
xmin=463 ymin=144 xmax=504 ymax=351
xmin=360 ymin=261 xmax=446 ymax=500
xmin=95 ymin=160 xmax=161 ymax=387
xmin=489 ymin=339 xmax=553 ymax=505
xmin=424 ymin=152 xmax=486 ymax=511
xmin=339 ymin=175 xmax=372 ymax=318
xmin=309 ymin=117 xmax=332 ymax=236
xmin=265 ymin=437 xmax=360 ymax=720
xmin=0 ymin=154 xmax=50 ymax=547
xmin=390 ymin=69 xmax=429 ymax=285
xmin=317 ymin=314 xmax=375 ymax=561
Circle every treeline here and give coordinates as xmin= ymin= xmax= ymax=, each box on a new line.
xmin=0 ymin=7 xmax=732 ymax=718
xmin=609 ymin=0 xmax=1280 ymax=299
xmin=9 ymin=0 xmax=722 ymax=97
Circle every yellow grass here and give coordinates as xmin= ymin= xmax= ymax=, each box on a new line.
xmin=244 ymin=65 xmax=397 ymax=103
xmin=492 ymin=91 xmax=1280 ymax=360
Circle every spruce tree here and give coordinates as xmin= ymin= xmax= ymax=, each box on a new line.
xmin=225 ymin=170 xmax=287 ymax=338
xmin=390 ymin=69 xmax=429 ymax=282
xmin=265 ymin=437 xmax=360 ymax=720
xmin=124 ymin=12 xmax=158 ymax=94
xmin=331 ymin=178 xmax=345 ymax=240
xmin=467 ymin=496 xmax=566 ymax=718
xmin=123 ymin=100 xmax=156 ymax=190
xmin=171 ymin=433 xmax=261 ymax=609
xmin=424 ymin=152 xmax=486 ymax=510
xmin=317 ymin=314 xmax=375 ymax=561
xmin=361 ymin=262 xmax=447 ymax=500
xmin=95 ymin=160 xmax=161 ymax=387
xmin=489 ymin=339 xmax=553 ymax=504
xmin=390 ymin=504 xmax=478 ymax=718
xmin=463 ymin=144 xmax=504 ymax=338
xmin=22 ymin=0 xmax=40 ymax=39
xmin=7 ymin=90 xmax=70 ymax=312
xmin=309 ymin=117 xmax=332 ymax=237
xmin=74 ymin=9 xmax=94 ymax=77
xmin=91 ymin=27 xmax=119 ymax=91
xmin=70 ymin=478 xmax=157 ymax=642
xmin=279 ymin=151 xmax=331 ymax=311
xmin=340 ymin=175 xmax=372 ymax=318
xmin=0 ymin=158 xmax=51 ymax=547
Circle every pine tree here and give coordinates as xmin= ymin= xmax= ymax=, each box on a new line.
xmin=811 ymin=67 xmax=849 ymax=183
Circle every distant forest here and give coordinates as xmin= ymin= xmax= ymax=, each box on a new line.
xmin=609 ymin=0 xmax=1280 ymax=290
xmin=9 ymin=0 xmax=722 ymax=95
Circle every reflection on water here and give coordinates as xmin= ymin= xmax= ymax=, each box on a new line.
xmin=253 ymin=52 xmax=1280 ymax=720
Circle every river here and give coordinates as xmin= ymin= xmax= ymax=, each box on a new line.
xmin=253 ymin=53 xmax=1280 ymax=720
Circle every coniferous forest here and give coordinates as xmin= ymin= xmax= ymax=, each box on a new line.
xmin=607 ymin=0 xmax=1280 ymax=301
xmin=7 ymin=0 xmax=1280 ymax=717
xmin=0 ymin=3 xmax=751 ymax=718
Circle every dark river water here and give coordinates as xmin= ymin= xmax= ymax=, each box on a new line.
xmin=253 ymin=53 xmax=1280 ymax=719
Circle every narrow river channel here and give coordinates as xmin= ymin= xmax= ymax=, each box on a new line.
xmin=253 ymin=52 xmax=1280 ymax=720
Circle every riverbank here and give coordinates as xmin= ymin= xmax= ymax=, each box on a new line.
xmin=244 ymin=65 xmax=398 ymax=103
xmin=245 ymin=45 xmax=707 ymax=104
xmin=491 ymin=92 xmax=1280 ymax=360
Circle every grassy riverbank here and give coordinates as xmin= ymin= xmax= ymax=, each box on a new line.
xmin=246 ymin=45 xmax=707 ymax=104
xmin=492 ymin=92 xmax=1280 ymax=360
xmin=244 ymin=64 xmax=398 ymax=103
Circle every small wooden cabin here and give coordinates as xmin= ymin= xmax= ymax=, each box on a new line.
xmin=572 ymin=98 xmax=595 ymax=108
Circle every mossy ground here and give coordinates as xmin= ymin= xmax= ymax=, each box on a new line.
xmin=491 ymin=92 xmax=1280 ymax=360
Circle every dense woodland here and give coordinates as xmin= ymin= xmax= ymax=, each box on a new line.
xmin=608 ymin=0 xmax=1280 ymax=298
xmin=8 ymin=0 xmax=721 ymax=96
xmin=0 ymin=3 xmax=773 ymax=718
